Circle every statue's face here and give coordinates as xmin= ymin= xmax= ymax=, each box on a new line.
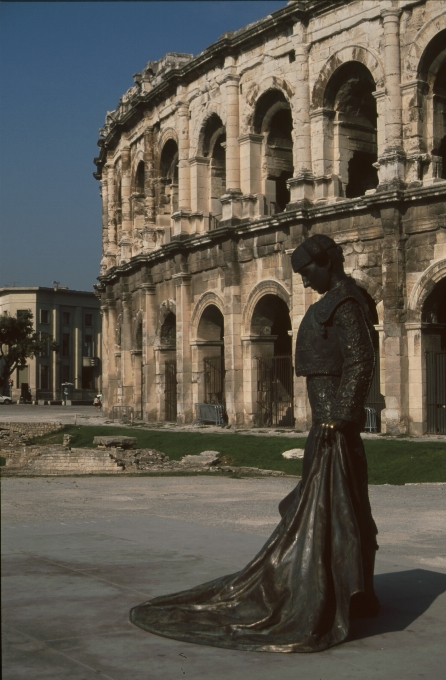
xmin=299 ymin=261 xmax=331 ymax=294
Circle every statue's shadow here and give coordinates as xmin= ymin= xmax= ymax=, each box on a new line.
xmin=350 ymin=568 xmax=446 ymax=640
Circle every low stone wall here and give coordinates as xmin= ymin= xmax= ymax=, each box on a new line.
xmin=0 ymin=422 xmax=63 ymax=449
xmin=1 ymin=444 xmax=286 ymax=477
xmin=2 ymin=446 xmax=124 ymax=475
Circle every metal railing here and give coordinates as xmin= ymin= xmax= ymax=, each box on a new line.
xmin=364 ymin=407 xmax=377 ymax=433
xmin=195 ymin=403 xmax=225 ymax=425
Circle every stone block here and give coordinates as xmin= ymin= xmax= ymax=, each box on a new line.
xmin=93 ymin=436 xmax=137 ymax=449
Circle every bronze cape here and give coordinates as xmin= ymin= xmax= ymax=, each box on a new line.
xmin=130 ymin=278 xmax=378 ymax=653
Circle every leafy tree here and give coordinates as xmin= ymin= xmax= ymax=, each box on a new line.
xmin=0 ymin=310 xmax=58 ymax=390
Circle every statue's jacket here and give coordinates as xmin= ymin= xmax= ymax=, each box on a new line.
xmin=295 ymin=277 xmax=375 ymax=424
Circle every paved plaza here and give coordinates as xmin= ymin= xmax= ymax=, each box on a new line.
xmin=1 ymin=473 xmax=445 ymax=680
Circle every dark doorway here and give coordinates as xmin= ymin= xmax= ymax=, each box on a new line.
xmin=252 ymin=295 xmax=294 ymax=427
xmin=358 ymin=286 xmax=385 ymax=432
xmin=165 ymin=359 xmax=177 ymax=422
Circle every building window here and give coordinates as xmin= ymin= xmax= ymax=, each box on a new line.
xmin=61 ymin=365 xmax=70 ymax=383
xmin=40 ymin=310 xmax=49 ymax=324
xmin=17 ymin=310 xmax=28 ymax=319
xmin=40 ymin=332 xmax=49 ymax=356
xmin=62 ymin=312 xmax=70 ymax=325
xmin=40 ymin=365 xmax=49 ymax=390
xmin=62 ymin=333 xmax=70 ymax=357
xmin=84 ymin=334 xmax=93 ymax=357
xmin=85 ymin=313 xmax=93 ymax=327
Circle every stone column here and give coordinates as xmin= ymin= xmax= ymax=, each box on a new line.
xmin=172 ymin=96 xmax=191 ymax=237
xmin=309 ymin=109 xmax=340 ymax=200
xmin=405 ymin=322 xmax=425 ymax=435
xmin=120 ymin=145 xmax=132 ymax=260
xmin=100 ymin=303 xmax=109 ymax=406
xmin=380 ymin=207 xmax=407 ymax=434
xmin=106 ymin=163 xmax=117 ymax=267
xmin=144 ymin=126 xmax=156 ymax=226
xmin=288 ymin=20 xmax=314 ymax=207
xmin=238 ymin=134 xmax=263 ymax=218
xmin=223 ymin=261 xmax=244 ymax=425
xmin=189 ymin=156 xmax=210 ymax=232
xmin=141 ymin=283 xmax=158 ymax=421
xmin=221 ymin=58 xmax=243 ymax=224
xmin=121 ymin=293 xmax=133 ymax=406
xmin=174 ymin=273 xmax=193 ymax=423
xmin=100 ymin=175 xmax=108 ymax=274
xmin=106 ymin=300 xmax=117 ymax=412
xmin=376 ymin=9 xmax=406 ymax=189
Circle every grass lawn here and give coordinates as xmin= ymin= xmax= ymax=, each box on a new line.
xmin=29 ymin=425 xmax=446 ymax=485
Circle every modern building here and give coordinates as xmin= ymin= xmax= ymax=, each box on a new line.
xmin=93 ymin=0 xmax=446 ymax=434
xmin=0 ymin=286 xmax=102 ymax=403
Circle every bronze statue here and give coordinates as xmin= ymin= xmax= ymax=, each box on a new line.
xmin=130 ymin=234 xmax=379 ymax=652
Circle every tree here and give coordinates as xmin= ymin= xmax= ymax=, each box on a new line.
xmin=0 ymin=311 xmax=58 ymax=391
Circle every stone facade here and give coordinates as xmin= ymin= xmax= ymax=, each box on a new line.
xmin=94 ymin=0 xmax=446 ymax=435
xmin=0 ymin=287 xmax=102 ymax=403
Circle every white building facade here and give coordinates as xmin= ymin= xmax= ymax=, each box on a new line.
xmin=0 ymin=287 xmax=102 ymax=403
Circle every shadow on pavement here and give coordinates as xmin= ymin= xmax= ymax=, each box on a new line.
xmin=351 ymin=568 xmax=446 ymax=641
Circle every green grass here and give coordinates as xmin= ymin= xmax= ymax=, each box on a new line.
xmin=29 ymin=425 xmax=446 ymax=484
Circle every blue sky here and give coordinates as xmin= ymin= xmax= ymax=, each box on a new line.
xmin=0 ymin=1 xmax=284 ymax=291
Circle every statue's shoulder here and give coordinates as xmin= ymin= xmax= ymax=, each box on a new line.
xmin=314 ymin=278 xmax=366 ymax=324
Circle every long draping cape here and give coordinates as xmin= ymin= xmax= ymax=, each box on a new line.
xmin=129 ymin=428 xmax=367 ymax=653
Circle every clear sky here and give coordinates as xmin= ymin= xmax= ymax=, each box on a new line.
xmin=0 ymin=1 xmax=285 ymax=292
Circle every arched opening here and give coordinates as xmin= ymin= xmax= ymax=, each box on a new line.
xmin=201 ymin=115 xmax=226 ymax=224
xmin=324 ymin=62 xmax=378 ymax=198
xmin=157 ymin=139 xmax=179 ymax=227
xmin=357 ymin=287 xmax=385 ymax=432
xmin=160 ymin=312 xmax=177 ymax=422
xmin=251 ymin=294 xmax=294 ymax=426
xmin=253 ymin=90 xmax=293 ymax=214
xmin=422 ymin=278 xmax=446 ymax=433
xmin=432 ymin=52 xmax=446 ymax=179
xmin=418 ymin=29 xmax=446 ymax=180
xmin=197 ymin=304 xmax=225 ymax=405
xmin=135 ymin=318 xmax=143 ymax=351
xmin=132 ymin=161 xmax=145 ymax=231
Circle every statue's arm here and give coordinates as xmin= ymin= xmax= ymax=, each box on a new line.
xmin=330 ymin=299 xmax=375 ymax=425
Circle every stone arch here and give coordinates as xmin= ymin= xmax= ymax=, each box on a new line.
xmin=242 ymin=280 xmax=291 ymax=337
xmin=240 ymin=75 xmax=294 ymax=135
xmin=190 ymin=291 xmax=225 ymax=339
xmin=407 ymin=258 xmax=446 ymax=322
xmin=404 ymin=11 xmax=446 ymax=81
xmin=156 ymin=299 xmax=177 ymax=338
xmin=311 ymin=45 xmax=385 ymax=110
xmin=158 ymin=127 xmax=179 ymax=153
xmin=131 ymin=149 xmax=144 ymax=179
xmin=190 ymin=103 xmax=227 ymax=158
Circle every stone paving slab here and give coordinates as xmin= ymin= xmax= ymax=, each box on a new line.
xmin=2 ymin=478 xmax=446 ymax=679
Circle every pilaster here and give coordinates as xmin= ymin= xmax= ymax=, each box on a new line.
xmin=174 ymin=273 xmax=193 ymax=423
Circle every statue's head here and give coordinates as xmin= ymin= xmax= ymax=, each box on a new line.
xmin=291 ymin=234 xmax=345 ymax=294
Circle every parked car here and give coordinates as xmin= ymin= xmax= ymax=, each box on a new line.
xmin=0 ymin=395 xmax=13 ymax=404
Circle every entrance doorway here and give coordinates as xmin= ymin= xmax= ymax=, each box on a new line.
xmin=165 ymin=359 xmax=177 ymax=422
xmin=423 ymin=278 xmax=446 ymax=433
xmin=252 ymin=294 xmax=294 ymax=427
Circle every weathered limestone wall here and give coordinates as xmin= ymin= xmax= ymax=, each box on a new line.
xmin=94 ymin=0 xmax=446 ymax=435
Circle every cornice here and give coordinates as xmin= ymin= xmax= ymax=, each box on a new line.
xmin=93 ymin=0 xmax=350 ymax=178
xmin=96 ymin=181 xmax=445 ymax=284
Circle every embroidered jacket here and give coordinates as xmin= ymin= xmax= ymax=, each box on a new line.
xmin=295 ymin=277 xmax=375 ymax=423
